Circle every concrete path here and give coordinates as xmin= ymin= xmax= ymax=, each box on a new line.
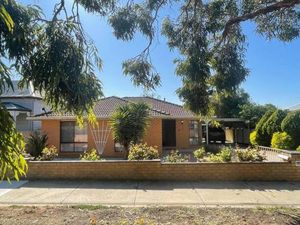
xmin=0 ymin=180 xmax=28 ymax=197
xmin=0 ymin=180 xmax=299 ymax=207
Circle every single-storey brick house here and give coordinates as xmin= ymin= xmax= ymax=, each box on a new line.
xmin=31 ymin=96 xmax=202 ymax=157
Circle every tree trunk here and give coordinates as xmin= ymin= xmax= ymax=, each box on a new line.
xmin=123 ymin=143 xmax=129 ymax=159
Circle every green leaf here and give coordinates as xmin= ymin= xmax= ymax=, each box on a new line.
xmin=0 ymin=5 xmax=14 ymax=32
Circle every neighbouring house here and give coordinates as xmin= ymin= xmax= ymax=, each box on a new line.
xmin=202 ymin=118 xmax=250 ymax=145
xmin=0 ymin=81 xmax=48 ymax=137
xmin=30 ymin=96 xmax=250 ymax=158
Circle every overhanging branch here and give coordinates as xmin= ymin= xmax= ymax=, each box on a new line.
xmin=222 ymin=0 xmax=300 ymax=38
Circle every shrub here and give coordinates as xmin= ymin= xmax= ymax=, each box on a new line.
xmin=263 ymin=109 xmax=288 ymax=138
xmin=249 ymin=131 xmax=258 ymax=146
xmin=39 ymin=146 xmax=58 ymax=161
xmin=271 ymin=132 xmax=294 ymax=150
xmin=207 ymin=147 xmax=232 ymax=162
xmin=236 ymin=148 xmax=265 ymax=162
xmin=80 ymin=149 xmax=100 ymax=161
xmin=193 ymin=147 xmax=206 ymax=161
xmin=128 ymin=143 xmax=159 ymax=160
xmin=255 ymin=109 xmax=276 ymax=146
xmin=281 ymin=110 xmax=300 ymax=148
xmin=27 ymin=131 xmax=48 ymax=158
xmin=164 ymin=150 xmax=188 ymax=163
xmin=110 ymin=102 xmax=150 ymax=158
xmin=296 ymin=146 xmax=300 ymax=152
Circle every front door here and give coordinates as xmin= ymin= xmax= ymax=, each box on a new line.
xmin=162 ymin=119 xmax=176 ymax=148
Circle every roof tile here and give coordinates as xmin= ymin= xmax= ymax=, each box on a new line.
xmin=34 ymin=96 xmax=196 ymax=119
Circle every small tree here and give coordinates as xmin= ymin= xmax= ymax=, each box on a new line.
xmin=255 ymin=109 xmax=276 ymax=146
xmin=281 ymin=110 xmax=300 ymax=148
xmin=110 ymin=102 xmax=150 ymax=158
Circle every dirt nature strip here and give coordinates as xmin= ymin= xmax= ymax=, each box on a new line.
xmin=0 ymin=205 xmax=299 ymax=225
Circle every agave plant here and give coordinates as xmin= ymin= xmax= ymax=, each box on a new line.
xmin=27 ymin=131 xmax=48 ymax=159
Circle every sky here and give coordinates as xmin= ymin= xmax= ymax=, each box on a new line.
xmin=20 ymin=0 xmax=300 ymax=109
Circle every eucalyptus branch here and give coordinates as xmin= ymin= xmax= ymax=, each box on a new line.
xmin=52 ymin=0 xmax=65 ymax=21
xmin=220 ymin=0 xmax=300 ymax=42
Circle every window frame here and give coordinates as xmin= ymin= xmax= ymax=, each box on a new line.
xmin=189 ymin=120 xmax=200 ymax=146
xmin=60 ymin=121 xmax=88 ymax=153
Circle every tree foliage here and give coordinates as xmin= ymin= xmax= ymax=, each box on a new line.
xmin=108 ymin=0 xmax=300 ymax=115
xmin=239 ymin=103 xmax=276 ymax=128
xmin=271 ymin=132 xmax=294 ymax=150
xmin=263 ymin=109 xmax=288 ymax=137
xmin=0 ymin=0 xmax=103 ymax=180
xmin=0 ymin=104 xmax=26 ymax=181
xmin=281 ymin=110 xmax=300 ymax=148
xmin=110 ymin=102 xmax=150 ymax=158
xmin=210 ymin=89 xmax=250 ymax=118
xmin=249 ymin=130 xmax=257 ymax=146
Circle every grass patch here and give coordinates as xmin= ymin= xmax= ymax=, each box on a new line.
xmin=255 ymin=206 xmax=298 ymax=214
xmin=9 ymin=205 xmax=26 ymax=209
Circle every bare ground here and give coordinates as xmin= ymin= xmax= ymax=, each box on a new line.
xmin=0 ymin=205 xmax=299 ymax=225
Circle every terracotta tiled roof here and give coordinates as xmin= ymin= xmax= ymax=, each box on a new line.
xmin=33 ymin=96 xmax=196 ymax=119
xmin=123 ymin=96 xmax=195 ymax=118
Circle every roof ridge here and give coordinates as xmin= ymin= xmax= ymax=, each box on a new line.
xmin=122 ymin=96 xmax=169 ymax=116
xmin=141 ymin=96 xmax=185 ymax=109
xmin=98 ymin=96 xmax=129 ymax=103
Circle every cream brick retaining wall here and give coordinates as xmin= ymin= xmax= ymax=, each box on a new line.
xmin=26 ymin=153 xmax=300 ymax=181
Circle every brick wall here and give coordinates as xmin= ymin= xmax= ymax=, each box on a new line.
xmin=176 ymin=119 xmax=190 ymax=149
xmin=27 ymin=153 xmax=300 ymax=181
xmin=41 ymin=120 xmax=60 ymax=149
xmin=142 ymin=119 xmax=163 ymax=155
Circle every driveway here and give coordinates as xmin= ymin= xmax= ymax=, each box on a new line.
xmin=0 ymin=180 xmax=299 ymax=207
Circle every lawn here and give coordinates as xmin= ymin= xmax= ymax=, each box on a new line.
xmin=0 ymin=205 xmax=299 ymax=225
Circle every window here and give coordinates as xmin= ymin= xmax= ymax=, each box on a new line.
xmin=202 ymin=125 xmax=207 ymax=143
xmin=60 ymin=121 xmax=88 ymax=152
xmin=189 ymin=120 xmax=200 ymax=146
xmin=114 ymin=142 xmax=125 ymax=152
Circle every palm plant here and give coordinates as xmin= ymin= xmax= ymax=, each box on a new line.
xmin=27 ymin=131 xmax=48 ymax=159
xmin=110 ymin=102 xmax=150 ymax=158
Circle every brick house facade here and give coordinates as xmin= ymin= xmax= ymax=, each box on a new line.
xmin=31 ymin=96 xmax=201 ymax=158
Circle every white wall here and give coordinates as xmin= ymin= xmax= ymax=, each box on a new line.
xmin=1 ymin=97 xmax=49 ymax=132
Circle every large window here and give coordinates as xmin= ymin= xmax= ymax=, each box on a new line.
xmin=60 ymin=121 xmax=88 ymax=152
xmin=189 ymin=120 xmax=200 ymax=146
